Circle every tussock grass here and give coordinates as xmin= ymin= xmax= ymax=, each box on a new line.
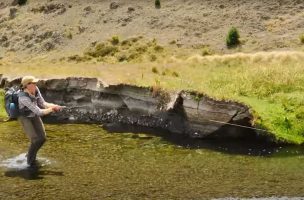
xmin=201 ymin=47 xmax=213 ymax=56
xmin=152 ymin=67 xmax=159 ymax=74
xmin=72 ymin=36 xmax=166 ymax=63
xmin=86 ymin=43 xmax=118 ymax=57
xmin=111 ymin=35 xmax=120 ymax=45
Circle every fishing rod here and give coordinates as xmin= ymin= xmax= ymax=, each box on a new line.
xmin=196 ymin=111 xmax=273 ymax=134
xmin=60 ymin=105 xmax=89 ymax=109
xmin=207 ymin=119 xmax=271 ymax=133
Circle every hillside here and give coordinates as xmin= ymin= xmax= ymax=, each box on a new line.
xmin=0 ymin=0 xmax=304 ymax=62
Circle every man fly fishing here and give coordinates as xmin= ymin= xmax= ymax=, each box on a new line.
xmin=18 ymin=76 xmax=64 ymax=167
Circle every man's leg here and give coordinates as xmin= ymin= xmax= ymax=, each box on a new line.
xmin=19 ymin=116 xmax=46 ymax=166
xmin=32 ymin=116 xmax=46 ymax=155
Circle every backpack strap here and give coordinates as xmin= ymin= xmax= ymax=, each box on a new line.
xmin=18 ymin=91 xmax=35 ymax=102
xmin=18 ymin=91 xmax=29 ymax=97
xmin=18 ymin=91 xmax=36 ymax=117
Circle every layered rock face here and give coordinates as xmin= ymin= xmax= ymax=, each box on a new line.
xmin=0 ymin=75 xmax=256 ymax=140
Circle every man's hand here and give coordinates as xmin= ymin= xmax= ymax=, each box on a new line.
xmin=52 ymin=105 xmax=65 ymax=112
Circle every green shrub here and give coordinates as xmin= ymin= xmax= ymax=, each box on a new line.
xmin=226 ymin=27 xmax=240 ymax=48
xmin=67 ymin=55 xmax=91 ymax=62
xmin=161 ymin=69 xmax=168 ymax=76
xmin=172 ymin=71 xmax=179 ymax=77
xmin=150 ymin=54 xmax=157 ymax=61
xmin=86 ymin=43 xmax=118 ymax=57
xmin=18 ymin=0 xmax=27 ymax=6
xmin=135 ymin=45 xmax=148 ymax=53
xmin=152 ymin=67 xmax=159 ymax=74
xmin=121 ymin=36 xmax=142 ymax=46
xmin=201 ymin=47 xmax=212 ymax=56
xmin=300 ymin=34 xmax=304 ymax=44
xmin=66 ymin=32 xmax=73 ymax=39
xmin=121 ymin=40 xmax=130 ymax=46
xmin=155 ymin=0 xmax=161 ymax=9
xmin=117 ymin=54 xmax=127 ymax=62
xmin=127 ymin=52 xmax=140 ymax=61
xmin=111 ymin=36 xmax=119 ymax=45
xmin=154 ymin=45 xmax=164 ymax=52
xmin=169 ymin=40 xmax=176 ymax=45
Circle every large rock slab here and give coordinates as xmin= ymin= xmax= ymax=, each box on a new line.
xmin=0 ymin=75 xmax=259 ymax=140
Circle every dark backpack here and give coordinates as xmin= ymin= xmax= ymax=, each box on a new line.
xmin=4 ymin=86 xmax=29 ymax=119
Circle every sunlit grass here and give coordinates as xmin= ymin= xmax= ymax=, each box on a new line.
xmin=147 ymin=52 xmax=304 ymax=144
xmin=0 ymin=89 xmax=7 ymax=119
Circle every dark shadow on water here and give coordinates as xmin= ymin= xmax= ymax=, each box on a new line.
xmin=4 ymin=165 xmax=64 ymax=180
xmin=103 ymin=123 xmax=304 ymax=157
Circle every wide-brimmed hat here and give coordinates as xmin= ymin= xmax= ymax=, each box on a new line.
xmin=21 ymin=76 xmax=39 ymax=88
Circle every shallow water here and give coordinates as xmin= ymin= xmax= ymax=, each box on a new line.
xmin=0 ymin=121 xmax=303 ymax=199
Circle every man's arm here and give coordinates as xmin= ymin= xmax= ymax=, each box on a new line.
xmin=19 ymin=96 xmax=54 ymax=116
xmin=36 ymin=87 xmax=62 ymax=110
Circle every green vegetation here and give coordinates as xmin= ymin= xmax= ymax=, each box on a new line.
xmin=154 ymin=45 xmax=164 ymax=52
xmin=300 ymin=34 xmax=304 ymax=44
xmin=160 ymin=68 xmax=179 ymax=77
xmin=111 ymin=35 xmax=120 ymax=45
xmin=67 ymin=55 xmax=91 ymax=62
xmin=201 ymin=47 xmax=212 ymax=56
xmin=78 ymin=36 xmax=166 ymax=63
xmin=86 ymin=43 xmax=118 ymax=57
xmin=171 ymin=71 xmax=179 ymax=77
xmin=226 ymin=27 xmax=240 ymax=48
xmin=169 ymin=40 xmax=176 ymax=45
xmin=152 ymin=67 xmax=159 ymax=74
xmin=135 ymin=53 xmax=304 ymax=144
xmin=150 ymin=54 xmax=157 ymax=61
xmin=17 ymin=0 xmax=27 ymax=6
xmin=0 ymin=89 xmax=7 ymax=119
xmin=66 ymin=31 xmax=73 ymax=39
xmin=155 ymin=0 xmax=161 ymax=9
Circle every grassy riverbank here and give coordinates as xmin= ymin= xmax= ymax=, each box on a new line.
xmin=1 ymin=50 xmax=304 ymax=144
xmin=140 ymin=52 xmax=304 ymax=144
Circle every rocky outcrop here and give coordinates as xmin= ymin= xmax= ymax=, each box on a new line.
xmin=0 ymin=75 xmax=259 ymax=140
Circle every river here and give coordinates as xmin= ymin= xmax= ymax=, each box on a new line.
xmin=0 ymin=121 xmax=303 ymax=199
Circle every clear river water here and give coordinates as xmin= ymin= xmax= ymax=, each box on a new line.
xmin=0 ymin=121 xmax=303 ymax=199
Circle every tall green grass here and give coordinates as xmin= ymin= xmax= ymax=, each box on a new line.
xmin=0 ymin=89 xmax=7 ymax=119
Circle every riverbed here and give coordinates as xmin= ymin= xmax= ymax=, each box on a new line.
xmin=0 ymin=121 xmax=303 ymax=199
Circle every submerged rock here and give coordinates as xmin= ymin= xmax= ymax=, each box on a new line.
xmin=0 ymin=76 xmax=261 ymax=141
